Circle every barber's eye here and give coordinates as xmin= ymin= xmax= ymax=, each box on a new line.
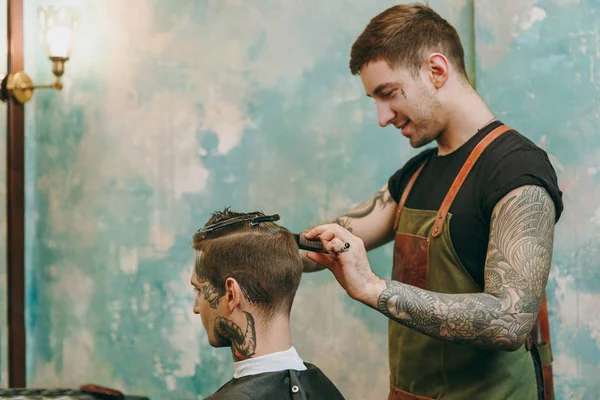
xmin=382 ymin=90 xmax=395 ymax=98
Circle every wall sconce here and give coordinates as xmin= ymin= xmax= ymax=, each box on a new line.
xmin=0 ymin=5 xmax=80 ymax=104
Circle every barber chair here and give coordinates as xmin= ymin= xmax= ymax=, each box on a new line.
xmin=0 ymin=384 xmax=149 ymax=399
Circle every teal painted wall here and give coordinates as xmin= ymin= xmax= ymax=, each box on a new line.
xmin=476 ymin=1 xmax=600 ymax=399
xmin=22 ymin=1 xmax=419 ymax=398
xmin=15 ymin=0 xmax=598 ymax=399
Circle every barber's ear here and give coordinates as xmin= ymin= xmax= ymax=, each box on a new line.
xmin=224 ymin=278 xmax=242 ymax=312
xmin=423 ymin=53 xmax=449 ymax=89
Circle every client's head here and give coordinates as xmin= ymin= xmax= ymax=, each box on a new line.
xmin=191 ymin=207 xmax=303 ymax=360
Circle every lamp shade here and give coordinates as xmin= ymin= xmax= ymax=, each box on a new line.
xmin=37 ymin=5 xmax=81 ymax=59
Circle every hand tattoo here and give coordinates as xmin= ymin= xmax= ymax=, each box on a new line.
xmin=215 ymin=311 xmax=257 ymax=361
xmin=377 ymin=186 xmax=555 ymax=350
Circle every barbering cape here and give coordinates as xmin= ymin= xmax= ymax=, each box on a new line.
xmin=206 ymin=362 xmax=345 ymax=400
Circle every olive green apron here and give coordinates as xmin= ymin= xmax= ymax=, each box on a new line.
xmin=388 ymin=125 xmax=540 ymax=400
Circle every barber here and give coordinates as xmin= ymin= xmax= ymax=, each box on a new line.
xmin=300 ymin=4 xmax=563 ymax=400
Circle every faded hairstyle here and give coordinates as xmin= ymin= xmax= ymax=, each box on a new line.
xmin=349 ymin=3 xmax=467 ymax=79
xmin=192 ymin=208 xmax=303 ymax=319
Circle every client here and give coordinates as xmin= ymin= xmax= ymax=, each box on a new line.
xmin=191 ymin=208 xmax=345 ymax=399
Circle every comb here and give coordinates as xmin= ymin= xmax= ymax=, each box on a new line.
xmin=196 ymin=214 xmax=280 ymax=240
xmin=293 ymin=233 xmax=327 ymax=253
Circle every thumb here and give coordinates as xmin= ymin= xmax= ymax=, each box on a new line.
xmin=306 ymin=251 xmax=334 ymax=269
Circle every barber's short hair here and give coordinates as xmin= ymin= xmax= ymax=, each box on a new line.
xmin=192 ymin=208 xmax=303 ymax=319
xmin=350 ymin=3 xmax=467 ymax=79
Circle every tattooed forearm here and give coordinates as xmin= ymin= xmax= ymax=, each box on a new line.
xmin=215 ymin=311 xmax=257 ymax=361
xmin=376 ymin=186 xmax=555 ymax=350
xmin=334 ymin=216 xmax=354 ymax=232
xmin=333 ymin=186 xmax=395 ymax=232
xmin=377 ymin=282 xmax=525 ymax=349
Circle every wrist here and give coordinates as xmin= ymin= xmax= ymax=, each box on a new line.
xmin=356 ymin=275 xmax=386 ymax=305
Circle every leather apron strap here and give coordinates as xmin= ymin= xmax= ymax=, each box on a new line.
xmin=538 ymin=296 xmax=552 ymax=352
xmin=393 ymin=162 xmax=427 ymax=231
xmin=537 ymin=296 xmax=554 ymax=400
xmin=430 ymin=125 xmax=512 ymax=237
xmin=393 ymin=125 xmax=512 ymax=234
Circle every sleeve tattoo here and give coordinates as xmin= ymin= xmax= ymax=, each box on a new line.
xmin=333 ymin=185 xmax=395 ymax=232
xmin=376 ymin=186 xmax=555 ymax=350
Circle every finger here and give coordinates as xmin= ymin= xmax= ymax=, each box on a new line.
xmin=304 ymin=224 xmax=339 ymax=239
xmin=318 ymin=229 xmax=337 ymax=242
xmin=321 ymin=224 xmax=356 ymax=244
xmin=310 ymin=229 xmax=335 ymax=251
xmin=337 ymin=241 xmax=351 ymax=254
xmin=325 ymin=237 xmax=346 ymax=254
xmin=306 ymin=251 xmax=335 ymax=269
xmin=329 ymin=223 xmax=354 ymax=235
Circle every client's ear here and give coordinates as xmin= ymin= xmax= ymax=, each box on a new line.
xmin=224 ymin=277 xmax=242 ymax=312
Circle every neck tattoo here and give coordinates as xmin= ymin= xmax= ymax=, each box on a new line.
xmin=215 ymin=311 xmax=257 ymax=362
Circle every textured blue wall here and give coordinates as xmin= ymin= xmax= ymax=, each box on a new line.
xmin=13 ymin=0 xmax=599 ymax=399
xmin=476 ymin=1 xmax=600 ymax=398
xmin=22 ymin=1 xmax=416 ymax=398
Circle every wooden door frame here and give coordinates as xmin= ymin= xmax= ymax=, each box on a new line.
xmin=6 ymin=0 xmax=26 ymax=388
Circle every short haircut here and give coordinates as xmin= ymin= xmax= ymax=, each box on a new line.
xmin=192 ymin=208 xmax=303 ymax=319
xmin=349 ymin=3 xmax=467 ymax=79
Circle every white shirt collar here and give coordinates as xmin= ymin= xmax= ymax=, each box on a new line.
xmin=233 ymin=346 xmax=307 ymax=379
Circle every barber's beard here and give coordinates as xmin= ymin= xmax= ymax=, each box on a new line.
xmin=410 ymin=123 xmax=444 ymax=148
xmin=409 ymin=88 xmax=444 ymax=149
xmin=410 ymin=131 xmax=433 ymax=148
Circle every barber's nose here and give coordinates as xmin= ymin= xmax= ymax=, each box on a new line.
xmin=376 ymin=102 xmax=395 ymax=128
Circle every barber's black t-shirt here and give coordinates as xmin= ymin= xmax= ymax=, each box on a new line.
xmin=388 ymin=120 xmax=564 ymax=289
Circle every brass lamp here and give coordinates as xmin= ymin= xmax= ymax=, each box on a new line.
xmin=0 ymin=5 xmax=80 ymax=104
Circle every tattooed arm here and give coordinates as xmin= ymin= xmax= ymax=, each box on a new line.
xmin=302 ymin=182 xmax=398 ymax=272
xmin=328 ymin=182 xmax=398 ymax=249
xmin=306 ymin=185 xmax=556 ymax=350
xmin=373 ymin=185 xmax=555 ymax=350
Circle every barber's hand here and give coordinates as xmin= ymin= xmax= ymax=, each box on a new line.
xmin=304 ymin=224 xmax=383 ymax=303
